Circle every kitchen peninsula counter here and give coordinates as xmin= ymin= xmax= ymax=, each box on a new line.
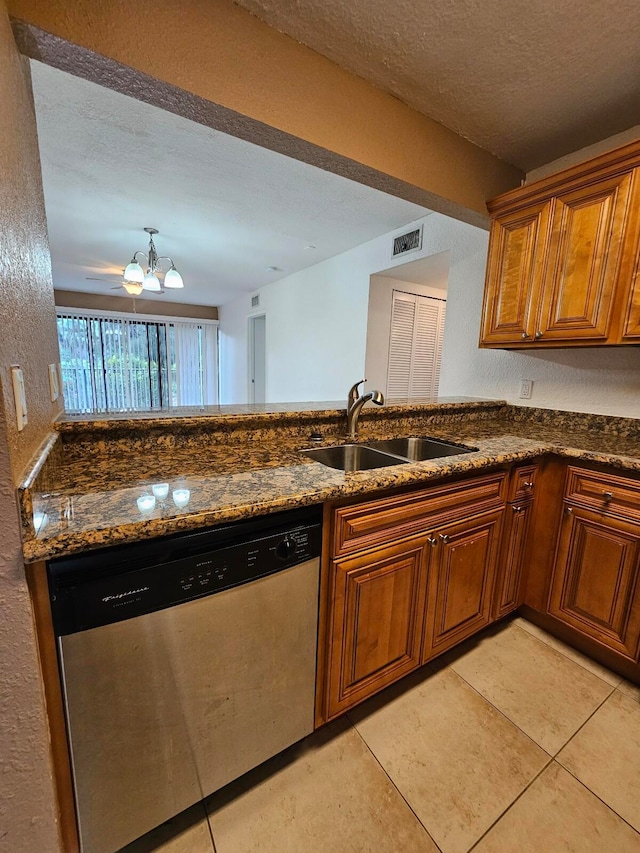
xmin=18 ymin=398 xmax=640 ymax=563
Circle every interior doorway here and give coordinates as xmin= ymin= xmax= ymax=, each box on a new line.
xmin=364 ymin=251 xmax=450 ymax=398
xmin=248 ymin=314 xmax=266 ymax=404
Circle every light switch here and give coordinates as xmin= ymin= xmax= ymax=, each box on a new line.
xmin=48 ymin=363 xmax=60 ymax=401
xmin=11 ymin=366 xmax=28 ymax=431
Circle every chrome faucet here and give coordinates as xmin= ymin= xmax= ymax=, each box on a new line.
xmin=346 ymin=379 xmax=384 ymax=439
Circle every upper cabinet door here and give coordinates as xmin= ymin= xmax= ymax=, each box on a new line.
xmin=480 ymin=202 xmax=551 ymax=345
xmin=619 ymin=177 xmax=640 ymax=339
xmin=622 ymin=252 xmax=640 ymax=338
xmin=537 ymin=172 xmax=633 ymax=341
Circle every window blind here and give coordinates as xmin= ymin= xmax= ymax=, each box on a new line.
xmin=56 ymin=310 xmax=219 ymax=413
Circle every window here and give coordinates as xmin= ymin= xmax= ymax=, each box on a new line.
xmin=56 ymin=310 xmax=219 ymax=413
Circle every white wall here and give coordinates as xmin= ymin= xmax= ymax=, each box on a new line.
xmin=219 ymin=215 xmax=441 ymax=403
xmin=220 ymin=206 xmax=640 ymax=417
xmin=364 ymin=263 xmax=449 ymax=393
xmin=218 ymin=292 xmax=253 ymax=405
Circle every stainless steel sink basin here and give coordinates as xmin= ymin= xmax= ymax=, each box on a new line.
xmin=300 ymin=444 xmax=405 ymax=471
xmin=365 ymin=437 xmax=477 ymax=461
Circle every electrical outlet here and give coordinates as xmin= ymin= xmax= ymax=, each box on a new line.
xmin=519 ymin=379 xmax=533 ymax=400
xmin=48 ymin=363 xmax=60 ymax=401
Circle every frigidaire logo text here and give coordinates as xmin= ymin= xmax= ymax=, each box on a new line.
xmin=102 ymin=587 xmax=150 ymax=602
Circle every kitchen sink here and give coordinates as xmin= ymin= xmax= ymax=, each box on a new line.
xmin=300 ymin=444 xmax=406 ymax=471
xmin=365 ymin=437 xmax=477 ymax=461
xmin=301 ymin=437 xmax=477 ymax=471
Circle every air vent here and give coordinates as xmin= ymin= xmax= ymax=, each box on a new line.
xmin=392 ymin=226 xmax=423 ymax=257
xmin=251 ymin=295 xmax=260 ymax=307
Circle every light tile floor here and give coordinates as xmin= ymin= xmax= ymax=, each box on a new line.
xmin=121 ymin=618 xmax=640 ymax=853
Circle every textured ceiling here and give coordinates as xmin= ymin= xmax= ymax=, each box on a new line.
xmin=30 ymin=61 xmax=429 ymax=307
xmin=235 ymin=0 xmax=640 ymax=170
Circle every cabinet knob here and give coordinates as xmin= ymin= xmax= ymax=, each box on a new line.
xmin=513 ymin=505 xmax=524 ymax=513
xmin=534 ymin=331 xmax=543 ymax=340
xmin=566 ymin=506 xmax=573 ymax=515
xmin=521 ymin=332 xmax=530 ymax=340
xmin=439 ymin=534 xmax=450 ymax=544
xmin=603 ymin=491 xmax=613 ymax=503
xmin=523 ymin=481 xmax=534 ymax=490
xmin=427 ymin=537 xmax=438 ymax=547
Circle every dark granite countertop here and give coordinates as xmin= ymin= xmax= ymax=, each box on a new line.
xmin=19 ymin=399 xmax=640 ymax=563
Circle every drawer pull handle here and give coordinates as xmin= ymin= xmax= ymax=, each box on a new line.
xmin=523 ymin=481 xmax=534 ymax=490
xmin=603 ymin=491 xmax=613 ymax=503
xmin=513 ymin=505 xmax=524 ymax=513
xmin=427 ymin=537 xmax=438 ymax=547
xmin=439 ymin=534 xmax=450 ymax=544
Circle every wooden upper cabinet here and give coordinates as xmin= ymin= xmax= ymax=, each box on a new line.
xmin=481 ymin=139 xmax=640 ymax=348
xmin=538 ymin=173 xmax=632 ymax=341
xmin=620 ymin=195 xmax=640 ymax=339
xmin=622 ymin=250 xmax=640 ymax=338
xmin=481 ymin=202 xmax=551 ymax=344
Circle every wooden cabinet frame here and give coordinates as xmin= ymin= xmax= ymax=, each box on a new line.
xmin=548 ymin=505 xmax=640 ymax=660
xmin=423 ymin=508 xmax=504 ymax=660
xmin=323 ymin=536 xmax=429 ymax=720
xmin=318 ymin=471 xmax=509 ymax=723
xmin=317 ymin=458 xmax=640 ymax=728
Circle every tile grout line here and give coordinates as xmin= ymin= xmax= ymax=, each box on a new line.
xmin=450 ymin=663 xmax=616 ymax=763
xmin=514 ymin=619 xmax=624 ymax=688
xmin=558 ymin=762 xmax=640 ymax=840
xmin=553 ymin=687 xmax=640 ymax=838
xmin=465 ymin=756 xmax=554 ymax=853
xmin=202 ymin=799 xmax=218 ymax=853
xmin=552 ymin=683 xmax=617 ymax=760
xmin=346 ymin=715 xmax=445 ymax=853
xmin=445 ymin=665 xmax=557 ymax=756
xmin=448 ymin=626 xmax=618 ymax=755
xmin=463 ymin=675 xmax=619 ymax=850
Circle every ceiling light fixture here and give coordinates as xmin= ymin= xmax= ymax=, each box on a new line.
xmin=123 ymin=227 xmax=184 ymax=292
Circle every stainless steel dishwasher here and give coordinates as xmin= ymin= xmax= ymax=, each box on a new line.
xmin=48 ymin=506 xmax=322 ymax=853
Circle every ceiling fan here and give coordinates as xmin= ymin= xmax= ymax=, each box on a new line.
xmin=84 ymin=229 xmax=183 ymax=296
xmin=85 ymin=274 xmax=166 ymax=296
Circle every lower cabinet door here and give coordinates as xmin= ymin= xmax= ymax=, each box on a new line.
xmin=548 ymin=505 xmax=640 ymax=660
xmin=493 ymin=500 xmax=533 ymax=619
xmin=325 ymin=537 xmax=428 ymax=719
xmin=423 ymin=509 xmax=504 ymax=662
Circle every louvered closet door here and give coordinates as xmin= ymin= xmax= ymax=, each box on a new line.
xmin=386 ymin=291 xmax=446 ymax=398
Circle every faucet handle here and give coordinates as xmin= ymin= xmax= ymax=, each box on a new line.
xmin=347 ymin=379 xmax=366 ymax=408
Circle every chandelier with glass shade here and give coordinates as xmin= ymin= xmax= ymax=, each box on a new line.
xmin=122 ymin=227 xmax=184 ymax=296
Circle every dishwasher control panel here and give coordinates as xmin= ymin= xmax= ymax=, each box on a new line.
xmin=49 ymin=513 xmax=321 ymax=636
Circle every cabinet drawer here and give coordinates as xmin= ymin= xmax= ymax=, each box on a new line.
xmin=334 ymin=472 xmax=507 ymax=558
xmin=565 ymin=467 xmax=640 ymax=521
xmin=509 ymin=464 xmax=537 ymax=501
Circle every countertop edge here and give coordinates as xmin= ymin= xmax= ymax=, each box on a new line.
xmin=20 ymin=441 xmax=554 ymax=562
xmin=20 ymin=407 xmax=640 ymax=563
